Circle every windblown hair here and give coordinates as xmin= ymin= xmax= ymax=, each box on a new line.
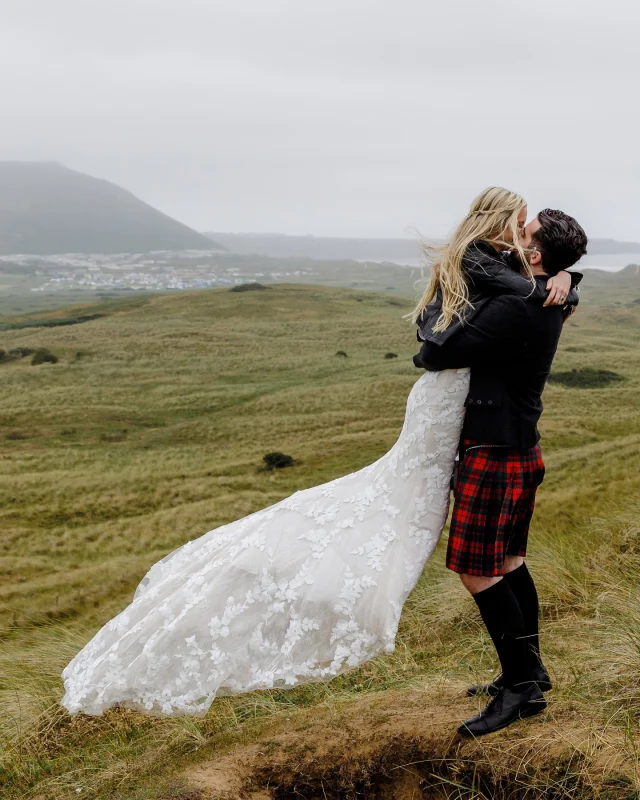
xmin=409 ymin=187 xmax=533 ymax=332
xmin=531 ymin=208 xmax=588 ymax=275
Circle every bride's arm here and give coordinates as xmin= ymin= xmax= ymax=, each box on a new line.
xmin=413 ymin=295 xmax=528 ymax=371
xmin=464 ymin=244 xmax=580 ymax=306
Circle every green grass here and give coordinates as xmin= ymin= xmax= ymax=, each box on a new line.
xmin=1 ymin=283 xmax=640 ymax=798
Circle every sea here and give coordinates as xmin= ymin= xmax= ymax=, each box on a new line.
xmin=380 ymin=253 xmax=640 ymax=273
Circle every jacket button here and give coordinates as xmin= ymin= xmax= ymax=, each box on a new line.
xmin=488 ymin=400 xmax=493 ymax=405
xmin=477 ymin=400 xmax=482 ymax=405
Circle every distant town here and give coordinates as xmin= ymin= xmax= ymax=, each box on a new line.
xmin=0 ymin=250 xmax=319 ymax=293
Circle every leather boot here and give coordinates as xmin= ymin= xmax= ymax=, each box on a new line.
xmin=458 ymin=683 xmax=546 ymax=737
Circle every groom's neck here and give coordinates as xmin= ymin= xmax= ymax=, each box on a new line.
xmin=530 ymin=264 xmax=549 ymax=277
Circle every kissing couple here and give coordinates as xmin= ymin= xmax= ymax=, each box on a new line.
xmin=61 ymin=187 xmax=587 ymax=738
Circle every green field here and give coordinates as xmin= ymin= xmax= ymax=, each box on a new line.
xmin=2 ymin=279 xmax=640 ymax=799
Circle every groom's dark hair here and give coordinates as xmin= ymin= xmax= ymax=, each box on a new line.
xmin=532 ymin=209 xmax=588 ymax=275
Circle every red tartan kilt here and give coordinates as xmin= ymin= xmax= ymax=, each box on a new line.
xmin=446 ymin=440 xmax=546 ymax=577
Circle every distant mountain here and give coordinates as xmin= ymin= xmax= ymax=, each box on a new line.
xmin=0 ymin=162 xmax=223 ymax=255
xmin=204 ymin=232 xmax=640 ymax=263
xmin=586 ymin=239 xmax=640 ymax=255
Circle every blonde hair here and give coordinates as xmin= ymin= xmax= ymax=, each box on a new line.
xmin=409 ymin=187 xmax=534 ymax=333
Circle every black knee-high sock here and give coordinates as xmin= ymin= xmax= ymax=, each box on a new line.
xmin=504 ymin=563 xmax=540 ymax=663
xmin=472 ymin=580 xmax=536 ymax=689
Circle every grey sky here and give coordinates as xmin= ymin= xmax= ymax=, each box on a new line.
xmin=1 ymin=0 xmax=638 ymax=239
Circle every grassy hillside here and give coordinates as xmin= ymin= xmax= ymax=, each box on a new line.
xmin=1 ymin=284 xmax=640 ymax=799
xmin=0 ymin=162 xmax=221 ymax=254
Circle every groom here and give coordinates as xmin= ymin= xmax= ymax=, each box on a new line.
xmin=413 ymin=208 xmax=588 ymax=737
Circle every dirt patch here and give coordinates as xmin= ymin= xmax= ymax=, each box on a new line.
xmin=183 ymin=688 xmax=637 ymax=799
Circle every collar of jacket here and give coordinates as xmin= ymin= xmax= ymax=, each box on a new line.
xmin=472 ymin=240 xmax=502 ymax=257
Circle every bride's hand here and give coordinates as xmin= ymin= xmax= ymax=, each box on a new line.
xmin=543 ymin=270 xmax=572 ymax=307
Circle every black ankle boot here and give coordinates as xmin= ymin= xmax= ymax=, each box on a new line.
xmin=466 ymin=664 xmax=552 ymax=697
xmin=458 ymin=683 xmax=546 ymax=737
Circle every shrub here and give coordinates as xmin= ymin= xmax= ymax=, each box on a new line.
xmin=100 ymin=430 xmax=128 ymax=442
xmin=0 ymin=313 xmax=104 ymax=332
xmin=548 ymin=367 xmax=625 ymax=389
xmin=11 ymin=347 xmax=35 ymax=357
xmin=230 ymin=282 xmax=270 ymax=292
xmin=263 ymin=452 xmax=295 ymax=470
xmin=384 ymin=352 xmax=398 ymax=359
xmin=38 ymin=313 xmax=104 ymax=328
xmin=5 ymin=430 xmax=28 ymax=440
xmin=335 ymin=350 xmax=348 ymax=358
xmin=0 ymin=347 xmax=35 ymax=363
xmin=31 ymin=348 xmax=58 ymax=366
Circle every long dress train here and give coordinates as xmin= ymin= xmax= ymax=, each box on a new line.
xmin=61 ymin=368 xmax=470 ymax=717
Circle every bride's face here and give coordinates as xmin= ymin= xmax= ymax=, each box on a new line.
xmin=502 ymin=206 xmax=528 ymax=246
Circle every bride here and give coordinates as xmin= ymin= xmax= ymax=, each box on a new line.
xmin=60 ymin=188 xmax=568 ymax=717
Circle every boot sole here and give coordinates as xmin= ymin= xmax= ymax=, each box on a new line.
xmin=457 ymin=699 xmax=547 ymax=738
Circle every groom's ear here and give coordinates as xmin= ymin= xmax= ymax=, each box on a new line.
xmin=529 ymin=246 xmax=543 ymax=267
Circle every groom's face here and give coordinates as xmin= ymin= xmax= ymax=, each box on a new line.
xmin=519 ymin=216 xmax=542 ymax=250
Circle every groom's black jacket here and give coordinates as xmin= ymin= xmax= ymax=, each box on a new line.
xmin=413 ymin=278 xmax=566 ymax=448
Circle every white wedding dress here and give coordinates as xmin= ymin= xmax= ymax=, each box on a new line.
xmin=61 ymin=368 xmax=469 ymax=717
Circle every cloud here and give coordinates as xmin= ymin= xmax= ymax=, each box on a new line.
xmin=1 ymin=0 xmax=637 ymax=238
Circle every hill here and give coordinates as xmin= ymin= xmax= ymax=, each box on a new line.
xmin=587 ymin=238 xmax=640 ymax=254
xmin=1 ymin=284 xmax=640 ymax=798
xmin=204 ymin=231 xmax=640 ymax=262
xmin=0 ymin=162 xmax=223 ymax=255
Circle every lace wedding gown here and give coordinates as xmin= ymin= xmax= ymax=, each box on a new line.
xmin=61 ymin=368 xmax=469 ymax=717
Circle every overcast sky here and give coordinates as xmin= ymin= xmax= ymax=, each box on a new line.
xmin=1 ymin=0 xmax=638 ymax=239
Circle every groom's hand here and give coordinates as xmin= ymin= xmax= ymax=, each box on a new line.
xmin=413 ymin=351 xmax=442 ymax=371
